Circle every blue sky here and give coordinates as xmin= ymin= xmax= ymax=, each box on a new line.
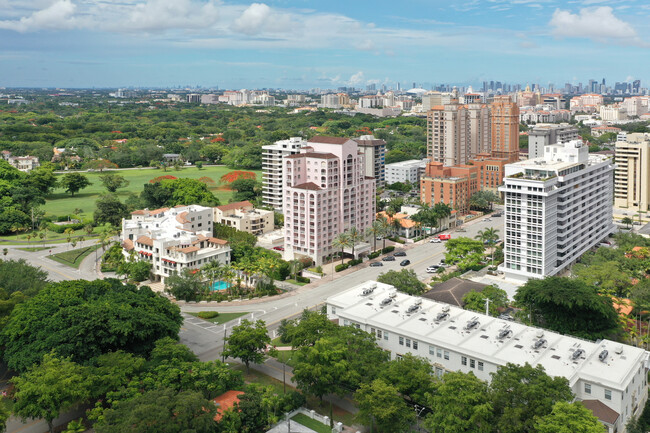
xmin=0 ymin=0 xmax=649 ymax=89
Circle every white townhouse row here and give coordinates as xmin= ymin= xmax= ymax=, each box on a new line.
xmin=327 ymin=281 xmax=649 ymax=433
xmin=121 ymin=205 xmax=231 ymax=283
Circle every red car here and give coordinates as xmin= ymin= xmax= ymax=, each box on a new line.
xmin=438 ymin=234 xmax=451 ymax=241
xmin=272 ymin=246 xmax=285 ymax=251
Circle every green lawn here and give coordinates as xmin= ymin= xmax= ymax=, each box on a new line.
xmin=0 ymin=228 xmax=99 ymax=244
xmin=273 ymin=350 xmax=296 ymax=365
xmin=48 ymin=244 xmax=102 ymax=268
xmin=291 ymin=413 xmax=331 ymax=433
xmin=187 ymin=311 xmax=248 ymax=325
xmin=285 ymin=279 xmax=308 ymax=286
xmin=43 ymin=166 xmax=263 ymax=218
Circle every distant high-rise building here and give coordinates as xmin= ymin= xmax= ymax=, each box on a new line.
xmin=354 ymin=135 xmax=387 ymax=188
xmin=490 ymin=95 xmax=519 ymax=161
xmin=467 ymin=103 xmax=491 ymax=157
xmin=528 ymin=123 xmax=580 ymax=159
xmin=396 ymin=82 xmax=401 ymax=91
xmin=633 ymin=80 xmax=641 ymax=94
xmin=427 ymin=104 xmax=470 ymax=166
xmin=262 ymin=137 xmax=307 ymax=211
xmin=366 ymin=83 xmax=376 ymax=92
xmin=615 ymin=133 xmax=650 ymax=211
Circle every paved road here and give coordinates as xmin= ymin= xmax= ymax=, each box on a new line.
xmin=180 ymin=212 xmax=504 ymax=360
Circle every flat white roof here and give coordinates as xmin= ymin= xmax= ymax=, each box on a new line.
xmin=328 ymin=281 xmax=649 ymax=391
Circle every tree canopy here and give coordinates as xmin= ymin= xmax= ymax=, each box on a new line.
xmin=377 ymin=269 xmax=427 ymax=295
xmin=1 ymin=278 xmax=182 ymax=371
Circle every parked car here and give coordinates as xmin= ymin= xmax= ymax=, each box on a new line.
xmin=382 ymin=256 xmax=396 ymax=261
xmin=456 ymin=227 xmax=466 ymax=232
xmin=272 ymin=246 xmax=284 ymax=251
xmin=426 ymin=265 xmax=440 ymax=273
xmin=394 ymin=251 xmax=407 ymax=257
xmin=429 ymin=238 xmax=441 ymax=243
xmin=492 ymin=213 xmax=502 ymax=217
xmin=369 ymin=262 xmax=384 ymax=267
xmin=483 ymin=218 xmax=492 ymax=222
xmin=438 ymin=234 xmax=451 ymax=241
xmin=400 ymin=259 xmax=411 ymax=266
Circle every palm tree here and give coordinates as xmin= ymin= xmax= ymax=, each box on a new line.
xmin=622 ymin=217 xmax=633 ymax=229
xmin=202 ymin=260 xmax=224 ymax=292
xmin=332 ymin=232 xmax=351 ymax=266
xmin=378 ymin=217 xmax=390 ymax=251
xmin=366 ymin=219 xmax=384 ymax=252
xmin=289 ymin=259 xmax=303 ymax=281
xmin=347 ymin=226 xmax=363 ymax=260
xmin=476 ymin=227 xmax=500 ymax=265
xmin=391 ymin=218 xmax=403 ymax=239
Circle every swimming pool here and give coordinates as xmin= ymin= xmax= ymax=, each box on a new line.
xmin=211 ymin=281 xmax=231 ymax=291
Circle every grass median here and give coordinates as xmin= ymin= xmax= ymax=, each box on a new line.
xmin=48 ymin=244 xmax=102 ymax=268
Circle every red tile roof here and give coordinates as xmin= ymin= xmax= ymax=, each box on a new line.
xmin=176 ymin=211 xmax=189 ymax=224
xmin=216 ymin=200 xmax=254 ymax=212
xmin=292 ymin=182 xmax=321 ymax=191
xmin=136 ymin=235 xmax=153 ymax=247
xmin=285 ymin=152 xmax=338 ymax=160
xmin=208 ymin=237 xmax=229 ymax=245
xmin=122 ymin=239 xmax=134 ymax=251
xmin=581 ymin=400 xmax=619 ymax=425
xmin=212 ymin=390 xmax=244 ymax=422
xmin=308 ymin=136 xmax=349 ymax=145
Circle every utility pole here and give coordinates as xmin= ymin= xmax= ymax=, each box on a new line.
xmin=485 ymin=297 xmax=491 ymax=316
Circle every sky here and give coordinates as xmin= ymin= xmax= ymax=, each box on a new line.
xmin=0 ymin=0 xmax=649 ymax=89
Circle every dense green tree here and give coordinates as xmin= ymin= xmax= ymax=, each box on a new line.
xmin=1 ymin=279 xmax=182 ymax=371
xmin=230 ymin=178 xmax=261 ymax=202
xmin=445 ymin=237 xmax=485 ymax=270
xmin=292 ymin=326 xmax=389 ymax=400
xmin=94 ymin=388 xmax=217 ymax=433
xmin=377 ymin=269 xmax=427 ymax=295
xmin=12 ymin=353 xmax=90 ymax=433
xmin=222 ymin=144 xmax=262 ymax=169
xmin=236 ymin=384 xmax=271 ymax=433
xmin=99 ymin=173 xmax=129 ymax=192
xmin=141 ymin=178 xmax=219 ymax=208
xmin=424 ymin=371 xmax=492 ymax=433
xmin=0 ymin=207 xmax=30 ymax=235
xmin=24 ymin=167 xmax=58 ymax=194
xmin=573 ymin=260 xmax=631 ymax=298
xmin=0 ymin=258 xmax=48 ymax=297
xmin=10 ymin=185 xmax=45 ymax=213
xmin=534 ymin=401 xmax=605 ymax=433
xmin=462 ymin=285 xmax=509 ymax=316
xmin=380 ymin=353 xmax=436 ymax=403
xmin=165 ymin=267 xmax=206 ymax=301
xmin=94 ymin=193 xmax=129 ymax=226
xmin=280 ymin=309 xmax=338 ymax=348
xmin=223 ymin=319 xmax=271 ymax=372
xmin=490 ymin=363 xmax=573 ymax=433
xmin=514 ymin=276 xmax=619 ymax=339
xmin=59 ymin=172 xmax=91 ymax=196
xmin=354 ymin=379 xmax=416 ymax=433
xmin=469 ymin=190 xmax=500 ymax=211
xmin=117 ymin=259 xmax=152 ymax=282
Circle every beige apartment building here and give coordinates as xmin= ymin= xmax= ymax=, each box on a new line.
xmin=427 ymin=103 xmax=470 ymax=166
xmin=615 ymin=133 xmax=650 ymax=212
xmin=213 ymin=201 xmax=274 ymax=235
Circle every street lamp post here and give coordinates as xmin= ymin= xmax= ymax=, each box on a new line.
xmin=414 ymin=404 xmax=426 ymax=432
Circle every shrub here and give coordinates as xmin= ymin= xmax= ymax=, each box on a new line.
xmin=48 ymin=222 xmax=86 ymax=233
xmin=281 ymin=390 xmax=306 ymax=413
xmin=335 ymin=263 xmax=350 ymax=272
xmin=381 ymin=246 xmax=395 ymax=254
xmin=348 ymin=258 xmax=363 ymax=266
xmin=368 ymin=251 xmax=380 ymax=259
xmin=295 ymin=276 xmax=310 ymax=284
xmin=197 ymin=311 xmax=220 ymax=319
xmin=298 ymin=257 xmax=313 ymax=268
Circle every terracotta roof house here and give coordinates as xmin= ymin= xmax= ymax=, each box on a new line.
xmin=422 ymin=278 xmax=488 ymax=307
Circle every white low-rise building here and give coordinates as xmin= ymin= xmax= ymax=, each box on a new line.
xmin=327 ymin=281 xmax=649 ymax=433
xmin=385 ymin=159 xmax=428 ymax=185
xmin=499 ymin=140 xmax=615 ymax=280
xmin=121 ymin=205 xmax=231 ymax=283
xmin=213 ymin=201 xmax=274 ymax=235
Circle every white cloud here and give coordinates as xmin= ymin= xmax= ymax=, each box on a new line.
xmin=120 ymin=0 xmax=220 ymax=32
xmin=549 ymin=7 xmax=640 ymax=42
xmin=348 ymin=71 xmax=365 ymax=86
xmin=231 ymin=3 xmax=295 ymax=35
xmin=0 ymin=0 xmax=77 ymax=32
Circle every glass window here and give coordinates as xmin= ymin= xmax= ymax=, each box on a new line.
xmin=384 ymin=332 xmax=389 ymax=341
xmin=470 ymin=359 xmax=476 ymax=369
xmin=413 ymin=341 xmax=418 ymax=350
xmin=478 ymin=362 xmax=484 ymax=371
xmin=585 ymin=383 xmax=591 ymax=394
xmin=406 ymin=339 xmax=411 ymax=348
xmin=444 ymin=351 xmax=450 ymax=360
xmin=437 ymin=348 xmax=442 ymax=358
xmin=461 ymin=356 xmax=467 ymax=366
xmin=376 ymin=330 xmax=382 ymax=339
xmin=399 ymin=336 xmax=404 ymax=346
xmin=605 ymin=389 xmax=612 ymax=400
xmin=429 ymin=345 xmax=435 ymax=355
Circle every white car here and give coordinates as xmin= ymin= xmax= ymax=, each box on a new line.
xmin=483 ymin=218 xmax=492 ymax=222
xmin=426 ymin=265 xmax=440 ymax=273
xmin=429 ymin=238 xmax=441 ymax=243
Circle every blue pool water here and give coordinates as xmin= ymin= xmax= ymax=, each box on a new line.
xmin=211 ymin=281 xmax=231 ymax=291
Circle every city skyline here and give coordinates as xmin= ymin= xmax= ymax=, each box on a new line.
xmin=1 ymin=0 xmax=650 ymax=89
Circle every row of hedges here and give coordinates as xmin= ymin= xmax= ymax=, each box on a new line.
xmin=388 ymin=236 xmax=406 ymax=244
xmin=382 ymin=246 xmax=395 ymax=254
xmin=295 ymin=275 xmax=310 ymax=284
xmin=197 ymin=311 xmax=220 ymax=319
xmin=335 ymin=263 xmax=349 ymax=272
xmin=348 ymin=258 xmax=363 ymax=266
xmin=368 ymin=251 xmax=381 ymax=259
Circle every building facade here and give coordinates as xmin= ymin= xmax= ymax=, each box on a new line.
xmin=282 ymin=136 xmax=376 ymax=265
xmin=490 ymin=95 xmax=520 ymax=161
xmin=327 ymin=281 xmax=649 ymax=433
xmin=354 ymin=135 xmax=387 ymax=188
xmin=213 ymin=201 xmax=274 ymax=235
xmin=467 ymin=103 xmax=491 ymax=157
xmin=121 ymin=205 xmax=231 ymax=283
xmin=528 ymin=123 xmax=580 ymax=159
xmin=6 ymin=155 xmax=39 ymax=172
xmin=499 ymin=140 xmax=615 ymax=280
xmin=420 ymin=161 xmax=478 ymax=215
xmin=427 ymin=104 xmax=471 ymax=166
xmin=614 ymin=133 xmax=650 ymax=212
xmin=385 ymin=159 xmax=428 ymax=185
xmin=262 ymin=137 xmax=307 ymax=211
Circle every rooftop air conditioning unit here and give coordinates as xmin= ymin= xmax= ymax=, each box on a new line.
xmin=599 ymin=350 xmax=608 ymax=363
xmin=536 ymin=330 xmax=544 ymax=339
xmin=442 ymin=305 xmax=450 ymax=313
xmin=615 ymin=345 xmax=624 ymax=354
xmin=533 ymin=338 xmax=546 ymax=350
